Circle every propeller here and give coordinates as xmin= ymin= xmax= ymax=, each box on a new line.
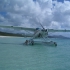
xmin=37 ymin=18 xmax=49 ymax=38
xmin=36 ymin=17 xmax=45 ymax=30
xmin=37 ymin=19 xmax=48 ymax=33
xmin=38 ymin=20 xmax=45 ymax=30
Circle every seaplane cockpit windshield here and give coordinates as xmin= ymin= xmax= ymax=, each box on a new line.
xmin=36 ymin=28 xmax=41 ymax=31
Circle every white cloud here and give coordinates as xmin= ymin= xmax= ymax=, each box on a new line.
xmin=0 ymin=15 xmax=5 ymax=22
xmin=0 ymin=0 xmax=70 ymax=31
xmin=52 ymin=1 xmax=70 ymax=29
xmin=49 ymin=21 xmax=61 ymax=29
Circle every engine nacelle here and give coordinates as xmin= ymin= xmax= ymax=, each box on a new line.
xmin=33 ymin=28 xmax=48 ymax=38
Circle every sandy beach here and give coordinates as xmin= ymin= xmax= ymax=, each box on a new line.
xmin=0 ymin=36 xmax=13 ymax=38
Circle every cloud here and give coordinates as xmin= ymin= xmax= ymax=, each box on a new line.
xmin=52 ymin=1 xmax=70 ymax=29
xmin=0 ymin=0 xmax=70 ymax=31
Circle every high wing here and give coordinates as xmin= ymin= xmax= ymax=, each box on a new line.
xmin=0 ymin=25 xmax=36 ymax=31
xmin=0 ymin=31 xmax=32 ymax=37
xmin=48 ymin=29 xmax=70 ymax=32
xmin=0 ymin=25 xmax=70 ymax=32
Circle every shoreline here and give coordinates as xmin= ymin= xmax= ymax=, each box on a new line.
xmin=0 ymin=36 xmax=10 ymax=37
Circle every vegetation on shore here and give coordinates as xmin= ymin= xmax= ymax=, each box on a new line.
xmin=0 ymin=31 xmax=24 ymax=37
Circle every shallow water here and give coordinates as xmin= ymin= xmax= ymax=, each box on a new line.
xmin=0 ymin=37 xmax=70 ymax=70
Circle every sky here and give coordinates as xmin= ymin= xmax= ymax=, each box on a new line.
xmin=0 ymin=0 xmax=70 ymax=34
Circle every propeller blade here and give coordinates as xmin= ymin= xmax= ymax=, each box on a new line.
xmin=38 ymin=21 xmax=45 ymax=29
xmin=36 ymin=18 xmax=45 ymax=29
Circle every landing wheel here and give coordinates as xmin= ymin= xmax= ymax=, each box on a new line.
xmin=24 ymin=40 xmax=29 ymax=45
xmin=30 ymin=39 xmax=34 ymax=45
xmin=54 ymin=42 xmax=57 ymax=46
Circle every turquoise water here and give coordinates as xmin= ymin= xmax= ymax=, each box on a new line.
xmin=0 ymin=37 xmax=70 ymax=70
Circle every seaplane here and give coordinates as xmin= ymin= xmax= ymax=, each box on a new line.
xmin=0 ymin=23 xmax=70 ymax=46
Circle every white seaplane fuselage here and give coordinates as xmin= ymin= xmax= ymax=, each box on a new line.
xmin=24 ymin=28 xmax=57 ymax=46
xmin=33 ymin=29 xmax=48 ymax=38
